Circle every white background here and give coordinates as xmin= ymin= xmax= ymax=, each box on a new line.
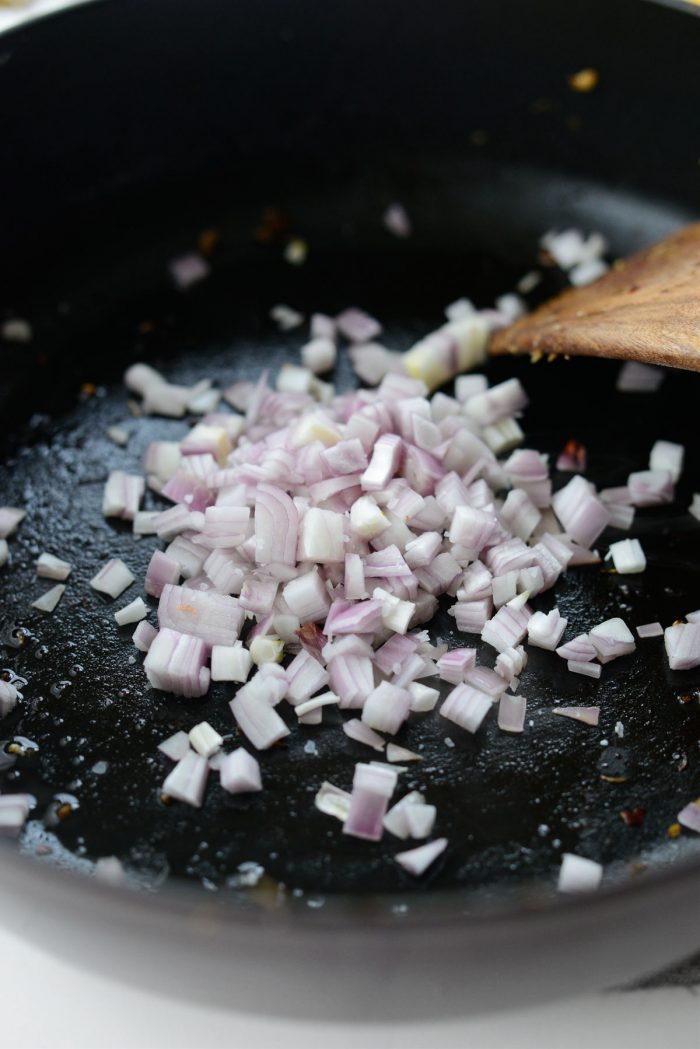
xmin=1 ymin=3 xmax=699 ymax=1046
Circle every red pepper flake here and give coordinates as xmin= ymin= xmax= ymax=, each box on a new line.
xmin=254 ymin=207 xmax=289 ymax=244
xmin=620 ymin=807 xmax=646 ymax=827
xmin=562 ymin=439 xmax=587 ymax=471
xmin=57 ymin=802 xmax=73 ymax=821
xmin=197 ymin=227 xmax=220 ymax=258
xmin=295 ymin=622 xmax=326 ymax=659
xmin=568 ymin=68 xmax=599 ymax=93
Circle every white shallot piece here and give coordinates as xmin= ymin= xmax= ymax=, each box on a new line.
xmin=395 ymin=838 xmax=448 ymax=876
xmin=0 ymin=681 xmax=19 ymax=718
xmin=552 ymin=706 xmax=600 ymax=727
xmin=162 ymin=750 xmax=209 ymax=808
xmin=636 ymin=622 xmax=663 ymax=639
xmin=36 ymin=553 xmax=72 ymax=581
xmin=498 ymin=694 xmax=526 ymax=733
xmin=220 ymin=749 xmax=262 ymax=794
xmin=158 ymin=731 xmax=190 ymax=762
xmin=90 ymin=559 xmax=135 ymax=599
xmin=32 ymin=584 xmax=66 ymax=613
xmin=557 ymin=853 xmax=603 ymax=893
xmin=608 ymin=538 xmax=646 ymax=574
xmin=343 ymin=763 xmax=398 ymax=841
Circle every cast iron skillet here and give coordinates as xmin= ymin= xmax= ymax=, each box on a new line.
xmin=0 ymin=0 xmax=699 ymax=1018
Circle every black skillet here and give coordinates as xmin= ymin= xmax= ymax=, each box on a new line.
xmin=0 ymin=0 xmax=699 ymax=1018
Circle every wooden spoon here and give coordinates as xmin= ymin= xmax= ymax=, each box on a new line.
xmin=489 ymin=222 xmax=700 ymax=370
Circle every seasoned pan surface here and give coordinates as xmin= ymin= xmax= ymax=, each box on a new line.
xmin=1 ymin=189 xmax=699 ymax=903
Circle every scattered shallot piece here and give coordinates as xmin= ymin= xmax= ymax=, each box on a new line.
xmin=556 ymin=634 xmax=596 ymax=662
xmin=440 ymin=683 xmax=492 ymax=734
xmin=220 ymin=749 xmax=262 ymax=794
xmin=527 ymin=608 xmax=567 ymax=651
xmin=395 ymin=838 xmax=448 ymax=876
xmin=32 ymin=584 xmax=66 ymax=613
xmin=0 ymin=507 xmax=25 ymax=539
xmin=188 ymin=721 xmax=223 ymax=759
xmin=552 ymin=706 xmax=600 ymax=727
xmin=102 ymin=471 xmax=145 ymax=521
xmin=361 ymin=682 xmax=411 ymax=735
xmin=664 ymin=622 xmax=700 ymax=671
xmin=616 ymin=361 xmax=664 ymax=393
xmin=589 ymin=618 xmax=636 ymax=663
xmin=636 ymin=622 xmax=664 ymax=639
xmin=0 ymin=794 xmax=33 ymax=837
xmin=106 ymin=425 xmax=130 ymax=447
xmin=315 ymin=781 xmax=351 ymax=821
xmin=649 ymin=440 xmax=684 ymax=483
xmin=270 ymin=304 xmax=304 ymax=331
xmin=90 ymin=558 xmax=134 ymax=599
xmin=162 ymin=750 xmax=209 ymax=807
xmin=211 ymin=642 xmax=252 ymax=683
xmin=158 ymin=731 xmax=190 ymax=762
xmin=343 ymin=763 xmax=398 ymax=841
xmin=677 ymin=800 xmax=700 ymax=834
xmin=557 ymin=853 xmax=603 ymax=893
xmin=567 ymin=661 xmax=602 ymax=679
xmin=608 ymin=538 xmax=646 ymax=574
xmin=132 ymin=621 xmax=157 ymax=652
xmin=384 ymin=791 xmax=427 ymax=839
xmin=498 ymin=694 xmax=526 ymax=733
xmin=405 ymin=804 xmax=437 ymax=839
xmin=386 ymin=743 xmax=422 ymax=763
xmin=383 ymin=203 xmax=412 ymax=238
xmin=343 ymin=719 xmax=385 ymax=752
xmin=36 ymin=553 xmax=72 ymax=581
xmin=295 ymin=691 xmax=339 ymax=719
xmin=114 ymin=597 xmax=147 ymax=626
xmin=169 ymin=252 xmax=210 ymax=290
xmin=0 ymin=681 xmax=19 ymax=718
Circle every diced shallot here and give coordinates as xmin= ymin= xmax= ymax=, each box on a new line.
xmin=527 ymin=608 xmax=568 ymax=651
xmin=90 ymin=559 xmax=135 ymax=599
xmin=608 ymin=538 xmax=646 ymax=574
xmin=568 ymin=660 xmax=602 ymax=679
xmin=343 ymin=719 xmax=385 ymax=752
xmin=343 ymin=762 xmax=397 ymax=841
xmin=557 ymin=853 xmax=603 ymax=893
xmin=220 ymin=749 xmax=263 ymax=794
xmin=31 ymin=584 xmax=66 ymax=613
xmin=497 ymin=694 xmax=526 ymax=733
xmin=440 ymin=683 xmax=491 ymax=734
xmin=133 ymin=621 xmax=157 ymax=652
xmin=636 ymin=622 xmax=664 ymax=639
xmin=162 ymin=750 xmax=209 ymax=807
xmin=36 ymin=553 xmax=72 ymax=581
xmin=552 ymin=706 xmax=600 ymax=726
xmin=395 ymin=838 xmax=447 ymax=876
xmin=114 ymin=597 xmax=148 ymax=626
xmin=361 ymin=681 xmax=412 ymax=735
xmin=664 ymin=622 xmax=700 ymax=671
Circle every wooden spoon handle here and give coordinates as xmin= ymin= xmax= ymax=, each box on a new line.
xmin=489 ymin=222 xmax=700 ymax=371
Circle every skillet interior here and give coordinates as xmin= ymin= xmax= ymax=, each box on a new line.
xmin=0 ymin=0 xmax=699 ymax=913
